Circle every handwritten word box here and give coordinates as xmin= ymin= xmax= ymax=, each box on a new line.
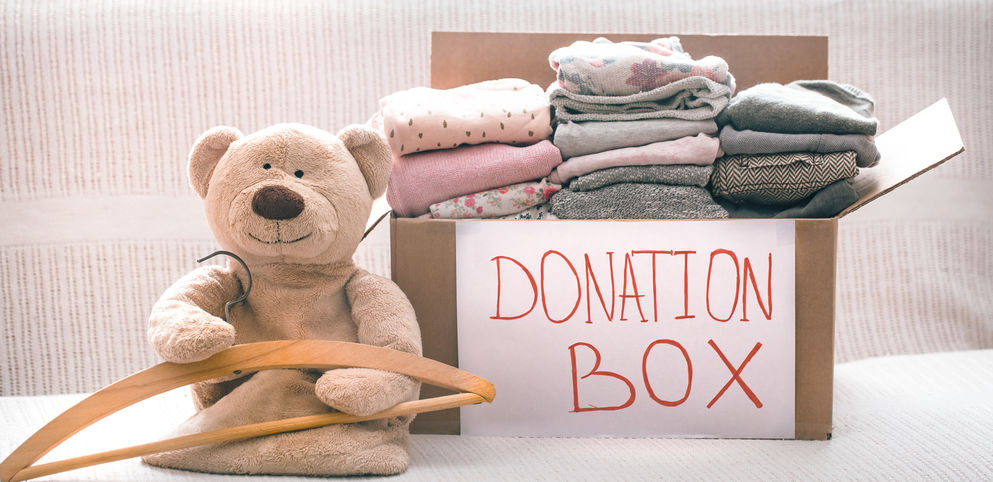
xmin=456 ymin=220 xmax=796 ymax=438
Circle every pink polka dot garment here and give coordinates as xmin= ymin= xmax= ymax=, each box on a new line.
xmin=379 ymin=78 xmax=553 ymax=156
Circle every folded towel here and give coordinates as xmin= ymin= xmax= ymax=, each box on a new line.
xmin=719 ymin=126 xmax=880 ymax=167
xmin=710 ymin=151 xmax=859 ymax=205
xmin=380 ymin=78 xmax=552 ymax=156
xmin=569 ymin=164 xmax=713 ymax=191
xmin=386 ymin=140 xmax=562 ymax=217
xmin=554 ymin=118 xmax=718 ymax=159
xmin=719 ymin=179 xmax=860 ymax=218
xmin=717 ymin=80 xmax=878 ymax=135
xmin=428 ymin=179 xmax=561 ymax=219
xmin=548 ymin=133 xmax=720 ymax=184
xmin=547 ymin=76 xmax=732 ymax=122
xmin=550 ymin=183 xmax=729 ymax=220
xmin=548 ymin=36 xmax=735 ymax=96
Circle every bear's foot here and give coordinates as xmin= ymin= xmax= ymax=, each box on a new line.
xmin=142 ymin=369 xmax=411 ymax=476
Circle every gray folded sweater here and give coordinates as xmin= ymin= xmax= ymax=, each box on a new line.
xmin=569 ymin=164 xmax=713 ymax=191
xmin=548 ymin=76 xmax=732 ymax=122
xmin=719 ymin=126 xmax=880 ymax=167
xmin=792 ymin=80 xmax=875 ymax=118
xmin=719 ymin=179 xmax=860 ymax=218
xmin=550 ymin=183 xmax=729 ymax=219
xmin=716 ymin=80 xmax=878 ymax=135
xmin=554 ymin=118 xmax=718 ymax=159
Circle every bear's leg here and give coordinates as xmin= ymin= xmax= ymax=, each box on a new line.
xmin=190 ymin=374 xmax=251 ymax=410
xmin=142 ymin=369 xmax=411 ymax=476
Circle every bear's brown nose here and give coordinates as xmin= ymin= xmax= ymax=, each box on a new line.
xmin=252 ymin=185 xmax=305 ymax=220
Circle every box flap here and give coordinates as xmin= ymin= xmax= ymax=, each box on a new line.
xmin=431 ymin=32 xmax=827 ymax=91
xmin=837 ymin=98 xmax=964 ymax=218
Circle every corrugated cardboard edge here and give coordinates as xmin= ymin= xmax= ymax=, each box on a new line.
xmin=794 ymin=219 xmax=837 ymax=440
xmin=391 ymin=218 xmax=460 ymax=434
xmin=431 ymin=32 xmax=828 ymax=92
xmin=837 ymin=98 xmax=965 ymax=218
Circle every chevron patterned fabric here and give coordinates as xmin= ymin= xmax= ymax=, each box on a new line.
xmin=711 ymin=151 xmax=859 ymax=205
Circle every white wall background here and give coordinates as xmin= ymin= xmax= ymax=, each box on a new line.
xmin=2 ymin=0 xmax=990 ymax=395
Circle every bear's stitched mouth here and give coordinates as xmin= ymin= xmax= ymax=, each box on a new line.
xmin=248 ymin=233 xmax=314 ymax=244
xmin=246 ymin=223 xmax=314 ymax=244
xmin=247 ymin=231 xmax=313 ymax=245
xmin=247 ymin=220 xmax=313 ymax=245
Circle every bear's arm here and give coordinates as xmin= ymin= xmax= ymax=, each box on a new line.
xmin=147 ymin=265 xmax=240 ymax=364
xmin=314 ymin=269 xmax=423 ymax=416
xmin=346 ymin=269 xmax=422 ymax=356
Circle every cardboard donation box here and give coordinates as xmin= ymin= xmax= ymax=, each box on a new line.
xmin=391 ymin=33 xmax=964 ymax=440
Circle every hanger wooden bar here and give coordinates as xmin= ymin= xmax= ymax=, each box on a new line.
xmin=0 ymin=340 xmax=495 ymax=482
xmin=11 ymin=393 xmax=484 ymax=482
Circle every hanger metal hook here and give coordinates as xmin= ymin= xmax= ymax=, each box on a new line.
xmin=363 ymin=209 xmax=392 ymax=241
xmin=197 ymin=250 xmax=252 ymax=323
xmin=194 ymin=209 xmax=384 ymax=323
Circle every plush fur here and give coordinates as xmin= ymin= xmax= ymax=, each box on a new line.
xmin=144 ymin=123 xmax=422 ymax=476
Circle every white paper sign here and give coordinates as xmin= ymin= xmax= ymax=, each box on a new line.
xmin=456 ymin=220 xmax=795 ymax=438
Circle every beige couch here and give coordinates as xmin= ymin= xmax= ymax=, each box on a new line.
xmin=2 ymin=0 xmax=991 ymax=479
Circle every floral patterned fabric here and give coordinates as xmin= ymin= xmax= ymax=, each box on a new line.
xmin=548 ymin=37 xmax=735 ymax=96
xmin=428 ymin=179 xmax=561 ymax=219
xmin=500 ymin=204 xmax=558 ymax=220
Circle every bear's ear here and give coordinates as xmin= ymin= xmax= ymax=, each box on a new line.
xmin=188 ymin=126 xmax=243 ymax=199
xmin=337 ymin=124 xmax=391 ymax=198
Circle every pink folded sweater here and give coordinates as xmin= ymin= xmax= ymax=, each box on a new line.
xmin=380 ymin=78 xmax=553 ymax=156
xmin=387 ymin=140 xmax=563 ymax=217
xmin=548 ymin=133 xmax=721 ymax=184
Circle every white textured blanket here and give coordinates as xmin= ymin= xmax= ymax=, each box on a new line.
xmin=3 ymin=350 xmax=990 ymax=480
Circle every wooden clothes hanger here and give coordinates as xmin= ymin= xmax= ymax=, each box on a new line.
xmin=1 ymin=244 xmax=494 ymax=481
xmin=0 ymin=340 xmax=495 ymax=482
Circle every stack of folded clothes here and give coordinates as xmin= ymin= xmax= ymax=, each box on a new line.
xmin=544 ymin=37 xmax=734 ymax=219
xmin=380 ymin=78 xmax=563 ymax=218
xmin=711 ymin=80 xmax=880 ymax=218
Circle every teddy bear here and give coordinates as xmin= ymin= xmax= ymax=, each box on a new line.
xmin=141 ymin=123 xmax=422 ymax=476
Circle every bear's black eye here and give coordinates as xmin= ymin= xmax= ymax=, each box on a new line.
xmin=294 ymin=170 xmax=304 ymax=178
xmin=262 ymin=163 xmax=271 ymax=170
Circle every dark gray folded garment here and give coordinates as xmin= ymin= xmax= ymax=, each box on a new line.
xmin=719 ymin=179 xmax=860 ymax=218
xmin=569 ymin=164 xmax=713 ymax=191
xmin=716 ymin=80 xmax=878 ymax=135
xmin=549 ymin=183 xmax=729 ymax=219
xmin=719 ymin=126 xmax=880 ymax=167
xmin=710 ymin=151 xmax=858 ymax=205
xmin=554 ymin=118 xmax=718 ymax=159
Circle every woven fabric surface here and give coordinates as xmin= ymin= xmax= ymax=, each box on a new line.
xmin=711 ymin=151 xmax=858 ymax=205
xmin=2 ymin=349 xmax=990 ymax=479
